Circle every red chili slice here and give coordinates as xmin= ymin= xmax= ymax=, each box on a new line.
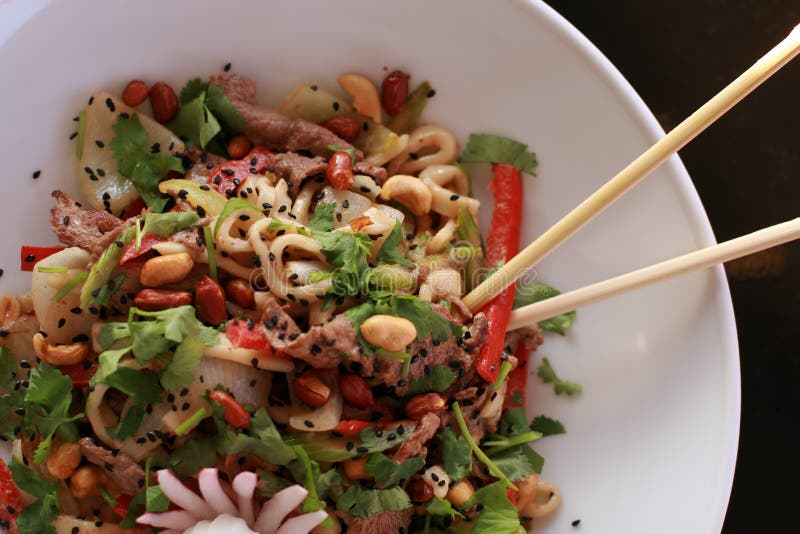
xmin=60 ymin=361 xmax=99 ymax=388
xmin=333 ymin=420 xmax=372 ymax=436
xmin=119 ymin=234 xmax=163 ymax=265
xmin=209 ymin=390 xmax=251 ymax=429
xmin=0 ymin=460 xmax=23 ymax=530
xmin=20 ymin=246 xmax=65 ymax=271
xmin=225 ymin=319 xmax=271 ymax=352
xmin=207 ymin=146 xmax=272 ymax=197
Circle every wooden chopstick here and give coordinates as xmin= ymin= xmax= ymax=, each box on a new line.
xmin=506 ymin=218 xmax=800 ymax=331
xmin=463 ymin=24 xmax=800 ymax=313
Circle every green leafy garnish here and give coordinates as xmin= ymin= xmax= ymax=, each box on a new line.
xmin=51 ymin=270 xmax=88 ymax=302
xmin=530 ymin=415 xmax=566 ymax=436
xmin=141 ymin=211 xmax=200 ymax=237
xmin=93 ymin=272 xmax=125 ymax=307
xmin=217 ymin=408 xmax=297 ymax=466
xmin=314 ymin=229 xmax=372 ymax=298
xmin=25 ymin=364 xmax=83 ymax=463
xmin=146 ymin=485 xmax=170 ymax=513
xmin=385 ymin=81 xmax=432 ymax=135
xmin=327 ymin=144 xmax=356 ymax=162
xmin=203 ymin=225 xmax=217 ymax=281
xmin=459 ymin=133 xmax=538 ymax=174
xmin=537 ymin=357 xmax=582 ymax=396
xmin=489 ymin=444 xmax=544 ymax=481
xmin=127 ymin=305 xmax=218 ymax=362
xmin=513 ymin=280 xmax=576 ymax=335
xmin=167 ymin=436 xmax=219 ymax=477
xmin=108 ymin=404 xmax=146 ymax=440
xmin=307 ymin=202 xmax=336 ymax=233
xmin=452 ymin=402 xmax=517 ymax=490
xmin=377 ymin=222 xmax=414 ymax=267
xmin=102 ymin=367 xmax=162 ymax=405
xmin=170 ymin=78 xmax=245 ymax=153
xmin=365 ymin=453 xmax=424 ymax=489
xmin=160 ymin=337 xmax=205 ymax=392
xmin=464 ymin=481 xmax=522 ymax=534
xmin=110 ymin=114 xmax=185 ymax=211
xmin=0 ymin=347 xmax=24 ymax=439
xmin=440 ymin=427 xmax=472 ymax=481
xmin=335 ymin=485 xmax=412 ymax=519
xmin=9 ymin=457 xmax=59 ymax=534
xmin=214 ymin=197 xmax=262 ymax=236
xmin=406 ymin=366 xmax=456 ymax=396
xmin=288 ymin=445 xmax=334 ymax=525
xmin=80 ymin=226 xmax=135 ymax=309
xmin=174 ymin=407 xmax=208 ymax=436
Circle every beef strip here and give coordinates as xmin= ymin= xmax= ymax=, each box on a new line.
xmin=392 ymin=412 xmax=440 ymax=463
xmin=51 ymin=190 xmax=124 ymax=256
xmin=268 ymin=152 xmax=327 ymax=196
xmin=210 ymin=74 xmax=358 ymax=158
xmin=353 ymin=160 xmax=388 ymax=185
xmin=185 ymin=151 xmax=227 ymax=184
xmin=79 ymin=438 xmax=145 ymax=495
xmin=347 ymin=509 xmax=414 ymax=534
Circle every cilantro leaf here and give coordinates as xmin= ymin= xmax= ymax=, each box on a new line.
xmin=406 ymin=366 xmax=456 ymax=396
xmin=377 ymin=222 xmax=414 ymax=268
xmin=205 ymin=85 xmax=246 ymax=132
xmin=80 ymin=225 xmax=135 ymax=310
xmin=537 ymin=357 xmax=582 ymax=396
xmin=92 ymin=346 xmax=132 ymax=385
xmin=129 ymin=306 xmax=218 ymax=362
xmin=335 ymin=485 xmax=412 ymax=519
xmin=425 ymin=497 xmax=464 ymax=519
xmin=168 ymin=436 xmax=219 ymax=477
xmin=146 ymin=485 xmax=170 ymax=513
xmin=490 ymin=445 xmax=544 ymax=480
xmin=24 ymin=364 xmax=83 ymax=463
xmin=170 ymin=79 xmax=244 ymax=152
xmin=513 ymin=279 xmax=576 ymax=335
xmin=313 ymin=229 xmax=373 ymax=298
xmin=169 ymin=92 xmax=221 ymax=149
xmin=530 ymin=415 xmax=566 ymax=436
xmin=108 ymin=404 xmax=146 ymax=440
xmin=9 ymin=457 xmax=59 ymax=534
xmin=160 ymin=337 xmax=205 ymax=392
xmin=217 ymin=408 xmax=296 ymax=466
xmin=179 ymin=78 xmax=209 ymax=104
xmin=441 ymin=427 xmax=472 ymax=481
xmin=102 ymin=367 xmax=163 ymax=405
xmin=141 ymin=211 xmax=200 ymax=238
xmin=0 ymin=347 xmax=24 ymax=439
xmin=308 ymin=202 xmax=336 ymax=233
xmin=288 ymin=445 xmax=327 ymax=516
xmin=459 ymin=133 xmax=538 ymax=174
xmin=365 ymin=453 xmax=424 ymax=489
xmin=110 ymin=114 xmax=184 ymax=211
xmin=465 ymin=481 xmax=521 ymax=534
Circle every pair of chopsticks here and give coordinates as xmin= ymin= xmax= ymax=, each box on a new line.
xmin=462 ymin=24 xmax=800 ymax=330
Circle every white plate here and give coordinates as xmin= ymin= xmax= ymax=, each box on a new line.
xmin=0 ymin=0 xmax=739 ymax=532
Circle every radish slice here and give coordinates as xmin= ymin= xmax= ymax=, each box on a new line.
xmin=233 ymin=471 xmax=258 ymax=526
xmin=137 ymin=510 xmax=197 ymax=530
xmin=157 ymin=469 xmax=215 ymax=520
xmin=253 ymin=485 xmax=309 ymax=534
xmin=198 ymin=468 xmax=238 ymax=516
xmin=275 ymin=509 xmax=328 ymax=534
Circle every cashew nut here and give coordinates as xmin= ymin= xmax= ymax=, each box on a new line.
xmin=379 ymin=175 xmax=432 ymax=216
xmin=45 ymin=440 xmax=82 ymax=480
xmin=338 ymin=73 xmax=382 ymax=123
xmin=33 ymin=332 xmax=89 ymax=366
xmin=69 ymin=465 xmax=103 ymax=499
xmin=359 ymin=314 xmax=417 ymax=352
xmin=140 ymin=252 xmax=194 ymax=287
xmin=0 ymin=294 xmax=21 ymax=328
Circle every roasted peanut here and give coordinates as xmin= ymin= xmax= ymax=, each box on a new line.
xmin=381 ymin=70 xmax=410 ymax=116
xmin=405 ymin=392 xmax=447 ymax=421
xmin=122 ymin=80 xmax=148 ymax=107
xmin=69 ymin=465 xmax=103 ymax=499
xmin=343 ymin=457 xmax=369 ymax=480
xmin=446 ymin=480 xmax=475 ymax=507
xmin=359 ymin=314 xmax=417 ymax=352
xmin=319 ymin=116 xmax=361 ymax=143
xmin=224 ymin=278 xmax=255 ymax=309
xmin=133 ymin=289 xmax=193 ymax=311
xmin=379 ymin=175 xmax=432 ymax=215
xmin=45 ymin=440 xmax=81 ymax=480
xmin=422 ymin=465 xmax=450 ymax=499
xmin=139 ymin=253 xmax=194 ymax=287
xmin=227 ymin=134 xmax=253 ymax=160
xmin=294 ymin=373 xmax=332 ymax=408
xmin=33 ymin=332 xmax=89 ymax=366
xmin=195 ymin=275 xmax=227 ymax=325
xmin=410 ymin=477 xmax=434 ymax=503
xmin=149 ymin=81 xmax=179 ymax=123
xmin=348 ymin=215 xmax=373 ymax=232
xmin=338 ymin=73 xmax=382 ymax=123
xmin=338 ymin=374 xmax=374 ymax=409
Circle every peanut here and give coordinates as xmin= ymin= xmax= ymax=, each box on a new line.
xmin=410 ymin=478 xmax=434 ymax=503
xmin=319 ymin=116 xmax=361 ymax=143
xmin=195 ymin=275 xmax=227 ymax=326
xmin=343 ymin=457 xmax=369 ymax=480
xmin=45 ymin=441 xmax=81 ymax=480
xmin=149 ymin=81 xmax=179 ymax=123
xmin=133 ymin=289 xmax=192 ymax=311
xmin=227 ymin=135 xmax=253 ymax=160
xmin=224 ymin=278 xmax=255 ymax=309
xmin=359 ymin=314 xmax=417 ymax=352
xmin=69 ymin=465 xmax=103 ymax=499
xmin=338 ymin=374 xmax=374 ymax=409
xmin=446 ymin=480 xmax=475 ymax=508
xmin=139 ymin=253 xmax=194 ymax=287
xmin=294 ymin=373 xmax=332 ymax=408
xmin=32 ymin=332 xmax=89 ymax=366
xmin=405 ymin=392 xmax=446 ymax=421
xmin=122 ymin=80 xmax=148 ymax=107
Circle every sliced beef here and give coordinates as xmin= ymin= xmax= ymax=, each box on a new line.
xmin=392 ymin=413 xmax=440 ymax=463
xmin=210 ymin=74 xmax=358 ymax=158
xmin=79 ymin=438 xmax=145 ymax=495
xmin=268 ymin=152 xmax=327 ymax=196
xmin=353 ymin=160 xmax=388 ymax=186
xmin=347 ymin=509 xmax=413 ymax=534
xmin=51 ymin=190 xmax=124 ymax=256
xmin=185 ymin=153 xmax=227 ymax=184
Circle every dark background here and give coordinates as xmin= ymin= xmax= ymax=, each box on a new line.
xmin=543 ymin=2 xmax=799 ymax=532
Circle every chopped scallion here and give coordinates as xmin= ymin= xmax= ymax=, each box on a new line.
xmin=452 ymin=402 xmax=517 ymax=490
xmin=203 ymin=226 xmax=217 ymax=281
xmin=51 ymin=271 xmax=88 ymax=302
xmin=175 ymin=407 xmax=208 ymax=436
xmin=36 ymin=266 xmax=68 ymax=273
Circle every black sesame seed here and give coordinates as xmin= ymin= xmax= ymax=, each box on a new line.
xmin=178 ymin=189 xmax=188 ymax=199
xmin=332 ymin=101 xmax=340 ymax=111
xmin=105 ymin=97 xmax=116 ymax=112
xmin=450 ymin=194 xmax=460 ymax=201
xmin=24 ymin=254 xmax=35 ymax=263
xmin=32 ymin=170 xmax=41 ymax=179
xmin=200 ymin=184 xmax=210 ymax=191
xmin=224 ymin=62 xmax=232 ymax=72
xmin=95 ymin=140 xmax=105 ymax=148
xmin=571 ymin=519 xmax=581 ymax=527
xmin=356 ymin=446 xmax=368 ymax=453
xmin=387 ymin=433 xmax=397 ymax=441
xmin=58 ymin=318 xmax=66 ymax=328
xmin=346 ymin=441 xmax=354 ymax=450
xmin=304 ymin=420 xmax=315 ymax=428
xmin=69 ymin=132 xmax=78 ymax=140
xmin=427 ymin=89 xmax=436 ymax=98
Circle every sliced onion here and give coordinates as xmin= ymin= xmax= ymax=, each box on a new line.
xmin=289 ymin=388 xmax=342 ymax=432
xmin=253 ymin=485 xmax=309 ymax=534
xmin=137 ymin=510 xmax=198 ymax=530
xmin=196 ymin=352 xmax=275 ymax=406
xmin=317 ymin=186 xmax=373 ymax=228
xmin=275 ymin=509 xmax=329 ymax=534
xmin=204 ymin=338 xmax=294 ymax=374
xmin=284 ymin=260 xmax=330 ymax=285
xmin=157 ymin=469 xmax=215 ymax=520
xmin=198 ymin=468 xmax=238 ymax=516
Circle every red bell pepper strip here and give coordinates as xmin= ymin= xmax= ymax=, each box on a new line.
xmin=20 ymin=245 xmax=65 ymax=271
xmin=209 ymin=390 xmax=251 ymax=430
xmin=225 ymin=319 xmax=272 ymax=352
xmin=207 ymin=146 xmax=272 ymax=196
xmin=0 ymin=460 xmax=23 ymax=531
xmin=333 ymin=420 xmax=372 ymax=436
xmin=119 ymin=233 xmax=163 ymax=265
xmin=60 ymin=361 xmax=99 ymax=388
xmin=504 ymin=340 xmax=531 ymax=408
xmin=120 ymin=197 xmax=147 ymax=220
xmin=475 ymin=163 xmax=523 ymax=383
xmin=113 ymin=493 xmax=133 ymax=518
